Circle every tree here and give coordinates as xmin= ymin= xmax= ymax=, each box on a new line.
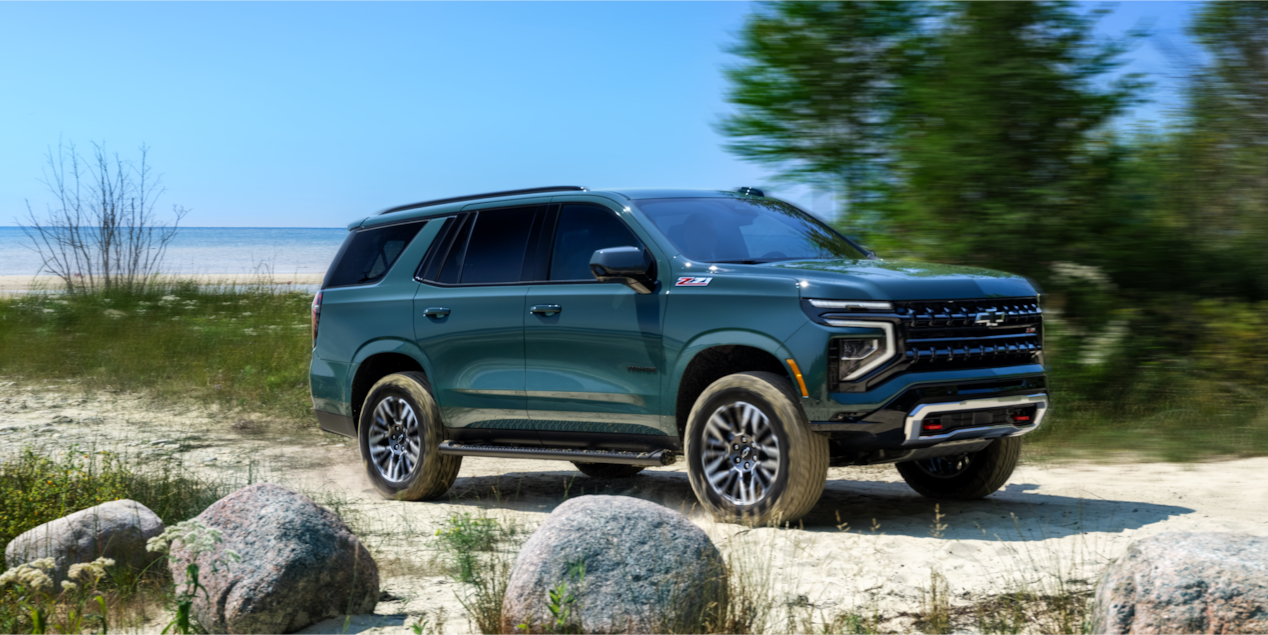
xmin=21 ymin=141 xmax=188 ymax=294
xmin=890 ymin=1 xmax=1145 ymax=276
xmin=716 ymin=1 xmax=926 ymax=214
xmin=1179 ymin=2 xmax=1268 ymax=292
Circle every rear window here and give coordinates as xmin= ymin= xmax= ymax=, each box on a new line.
xmin=323 ymin=222 xmax=426 ymax=288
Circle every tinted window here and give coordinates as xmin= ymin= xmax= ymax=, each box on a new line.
xmin=436 ymin=217 xmax=472 ymax=284
xmin=634 ymin=197 xmax=866 ymax=263
xmin=549 ymin=205 xmax=642 ymax=281
xmin=459 ymin=208 xmax=537 ymax=284
xmin=324 ymin=221 xmax=425 ymax=288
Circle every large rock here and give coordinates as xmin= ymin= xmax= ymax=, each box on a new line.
xmin=168 ymin=483 xmax=378 ymax=634
xmin=5 ymin=499 xmax=164 ymax=581
xmin=1091 ymin=532 xmax=1268 ymax=634
xmin=501 ymin=495 xmax=726 ymax=633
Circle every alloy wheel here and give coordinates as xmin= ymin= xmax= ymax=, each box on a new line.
xmin=700 ymin=401 xmax=781 ymax=505
xmin=368 ymin=395 xmax=422 ymax=483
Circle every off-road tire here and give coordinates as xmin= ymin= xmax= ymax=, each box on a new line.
xmin=895 ymin=436 xmax=1021 ymax=499
xmin=359 ymin=372 xmax=461 ymax=501
xmin=571 ymin=462 xmax=646 ymax=479
xmin=685 ymin=371 xmax=829 ymax=526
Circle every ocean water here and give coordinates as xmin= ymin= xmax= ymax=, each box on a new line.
xmin=0 ymin=226 xmax=347 ymax=276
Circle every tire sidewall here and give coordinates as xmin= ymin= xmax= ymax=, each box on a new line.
xmin=686 ymin=381 xmax=794 ymax=523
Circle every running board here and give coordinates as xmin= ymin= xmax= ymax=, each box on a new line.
xmin=437 ymin=442 xmax=676 ymax=466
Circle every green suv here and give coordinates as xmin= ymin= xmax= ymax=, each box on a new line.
xmin=310 ymin=186 xmax=1047 ymax=524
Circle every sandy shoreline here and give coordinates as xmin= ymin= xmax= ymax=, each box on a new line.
xmin=0 ymin=273 xmax=325 ymax=294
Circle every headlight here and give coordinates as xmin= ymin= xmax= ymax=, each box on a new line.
xmin=825 ymin=320 xmax=896 ymax=381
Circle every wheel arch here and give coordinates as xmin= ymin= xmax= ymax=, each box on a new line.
xmin=349 ymin=338 xmax=432 ymax=427
xmin=668 ymin=331 xmax=800 ymax=437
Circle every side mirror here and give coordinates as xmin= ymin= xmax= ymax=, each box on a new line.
xmin=590 ymin=246 xmax=655 ymax=294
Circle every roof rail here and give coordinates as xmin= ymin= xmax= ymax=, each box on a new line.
xmin=379 ymin=186 xmax=588 ymax=215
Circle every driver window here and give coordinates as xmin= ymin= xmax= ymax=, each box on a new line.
xmin=549 ymin=205 xmax=642 ymax=281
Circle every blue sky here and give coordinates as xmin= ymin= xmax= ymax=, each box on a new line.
xmin=0 ymin=1 xmax=1198 ymax=228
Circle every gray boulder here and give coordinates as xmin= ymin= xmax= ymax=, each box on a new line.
xmin=1091 ymin=532 xmax=1268 ymax=634
xmin=501 ymin=495 xmax=726 ymax=634
xmin=5 ymin=499 xmax=164 ymax=581
xmin=168 ymin=483 xmax=378 ymax=634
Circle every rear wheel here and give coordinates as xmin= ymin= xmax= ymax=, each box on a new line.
xmin=895 ymin=436 xmax=1021 ymax=499
xmin=358 ymin=372 xmax=461 ymax=501
xmin=571 ymin=462 xmax=645 ymax=479
xmin=685 ymin=371 xmax=829 ymax=526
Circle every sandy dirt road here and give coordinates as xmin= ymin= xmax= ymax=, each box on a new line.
xmin=2 ymin=380 xmax=1266 ymax=633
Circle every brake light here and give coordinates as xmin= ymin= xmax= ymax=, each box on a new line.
xmin=311 ymin=291 xmax=322 ymax=347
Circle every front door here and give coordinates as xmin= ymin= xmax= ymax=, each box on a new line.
xmin=524 ymin=203 xmax=667 ymax=436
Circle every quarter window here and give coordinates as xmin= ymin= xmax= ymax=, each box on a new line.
xmin=549 ymin=205 xmax=642 ymax=281
xmin=324 ymin=221 xmax=425 ymax=288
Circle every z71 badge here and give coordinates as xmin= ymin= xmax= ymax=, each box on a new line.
xmin=676 ymin=276 xmax=713 ymax=287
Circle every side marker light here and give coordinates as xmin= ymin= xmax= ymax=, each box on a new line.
xmin=786 ymin=358 xmax=810 ymax=398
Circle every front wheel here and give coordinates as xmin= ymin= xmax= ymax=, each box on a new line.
xmin=895 ymin=436 xmax=1021 ymax=499
xmin=684 ymin=371 xmax=829 ymax=526
xmin=358 ymin=372 xmax=461 ymax=501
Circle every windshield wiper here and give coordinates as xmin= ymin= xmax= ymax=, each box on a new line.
xmin=711 ymin=259 xmax=766 ymax=265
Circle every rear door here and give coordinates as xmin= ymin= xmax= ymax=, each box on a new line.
xmin=523 ymin=203 xmax=668 ymax=436
xmin=413 ymin=206 xmax=546 ymax=429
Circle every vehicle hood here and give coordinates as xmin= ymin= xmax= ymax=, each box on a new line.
xmin=770 ymin=258 xmax=1036 ymax=301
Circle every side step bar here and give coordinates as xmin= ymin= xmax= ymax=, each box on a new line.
xmin=438 ymin=441 xmax=676 ymax=466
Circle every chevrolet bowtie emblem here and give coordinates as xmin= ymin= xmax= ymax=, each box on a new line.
xmin=975 ymin=311 xmax=1006 ymax=327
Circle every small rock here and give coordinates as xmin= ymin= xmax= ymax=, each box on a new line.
xmin=51 ymin=415 xmax=73 ymax=424
xmin=1091 ymin=532 xmax=1268 ymax=634
xmin=5 ymin=500 xmax=164 ymax=582
xmin=169 ymin=483 xmax=378 ymax=634
xmin=502 ymin=495 xmax=726 ymax=633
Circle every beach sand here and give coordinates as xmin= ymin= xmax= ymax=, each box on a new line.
xmin=0 ymin=273 xmax=325 ymax=294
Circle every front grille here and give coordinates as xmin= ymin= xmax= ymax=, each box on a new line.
xmin=815 ymin=296 xmax=1044 ymax=391
xmin=896 ymin=298 xmax=1042 ymax=372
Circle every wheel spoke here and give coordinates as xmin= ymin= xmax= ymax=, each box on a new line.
xmin=367 ymin=394 xmax=424 ymax=484
xmin=697 ymin=400 xmax=782 ymax=507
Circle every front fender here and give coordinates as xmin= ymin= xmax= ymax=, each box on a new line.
xmin=663 ymin=329 xmax=801 ymax=415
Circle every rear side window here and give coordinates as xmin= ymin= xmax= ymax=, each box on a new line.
xmin=549 ymin=204 xmax=642 ymax=281
xmin=454 ymin=208 xmax=537 ymax=284
xmin=323 ymin=222 xmax=425 ymax=288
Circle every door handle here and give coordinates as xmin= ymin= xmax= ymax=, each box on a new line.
xmin=530 ymin=304 xmax=562 ymax=316
xmin=423 ymin=307 xmax=450 ymax=318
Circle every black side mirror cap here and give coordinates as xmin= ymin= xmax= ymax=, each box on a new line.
xmin=590 ymin=246 xmax=655 ymax=294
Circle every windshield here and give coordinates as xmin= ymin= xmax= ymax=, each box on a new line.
xmin=633 ymin=197 xmax=866 ymax=263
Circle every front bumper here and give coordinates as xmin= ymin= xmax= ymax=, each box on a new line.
xmin=809 ymin=375 xmax=1048 ymax=451
xmin=901 ymin=393 xmax=1047 ymax=446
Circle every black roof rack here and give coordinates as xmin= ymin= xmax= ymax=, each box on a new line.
xmin=379 ymin=186 xmax=588 ymax=215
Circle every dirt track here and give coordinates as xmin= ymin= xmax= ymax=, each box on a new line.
xmin=3 ymin=379 xmax=1266 ymax=633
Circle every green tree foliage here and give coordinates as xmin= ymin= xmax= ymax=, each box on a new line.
xmin=716 ymin=1 xmax=926 ymax=210
xmin=891 ymin=2 xmax=1145 ymax=277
